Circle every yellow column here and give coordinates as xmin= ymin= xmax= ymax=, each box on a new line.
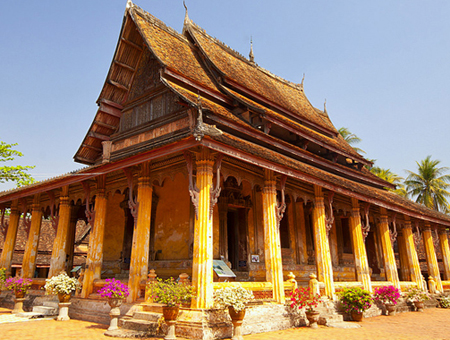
xmin=349 ymin=198 xmax=372 ymax=292
xmin=423 ymin=224 xmax=443 ymax=292
xmin=262 ymin=170 xmax=285 ymax=303
xmin=402 ymin=218 xmax=424 ymax=290
xmin=312 ymin=186 xmax=335 ymax=298
xmin=0 ymin=200 xmax=20 ymax=276
xmin=48 ymin=186 xmax=71 ymax=278
xmin=191 ymin=150 xmax=214 ymax=309
xmin=378 ymin=208 xmax=399 ymax=288
xmin=438 ymin=229 xmax=450 ymax=281
xmin=397 ymin=230 xmax=410 ymax=281
xmin=22 ymin=194 xmax=43 ymax=278
xmin=82 ymin=176 xmax=107 ymax=298
xmin=128 ymin=163 xmax=152 ymax=302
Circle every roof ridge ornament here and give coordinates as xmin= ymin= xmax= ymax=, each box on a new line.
xmin=249 ymin=36 xmax=255 ymax=64
xmin=182 ymin=1 xmax=191 ymax=34
xmin=126 ymin=0 xmax=133 ymax=10
xmin=193 ymin=94 xmax=223 ymax=141
xmin=324 ymin=99 xmax=327 ymax=114
xmin=300 ymin=73 xmax=305 ymax=91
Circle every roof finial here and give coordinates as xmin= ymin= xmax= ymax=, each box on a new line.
xmin=126 ymin=0 xmax=133 ymax=10
xmin=300 ymin=73 xmax=305 ymax=90
xmin=324 ymin=99 xmax=327 ymax=114
xmin=182 ymin=1 xmax=191 ymax=34
xmin=249 ymin=36 xmax=255 ymax=64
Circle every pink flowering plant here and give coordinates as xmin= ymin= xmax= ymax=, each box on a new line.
xmin=5 ymin=277 xmax=33 ymax=294
xmin=339 ymin=287 xmax=372 ymax=314
xmin=373 ymin=285 xmax=401 ymax=305
xmin=98 ymin=278 xmax=130 ymax=299
xmin=290 ymin=287 xmax=321 ymax=313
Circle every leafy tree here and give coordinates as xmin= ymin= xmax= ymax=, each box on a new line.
xmin=405 ymin=155 xmax=450 ymax=212
xmin=0 ymin=141 xmax=35 ymax=187
xmin=338 ymin=127 xmax=365 ymax=154
xmin=371 ymin=166 xmax=407 ymax=197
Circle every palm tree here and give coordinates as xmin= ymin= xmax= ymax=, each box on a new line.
xmin=405 ymin=156 xmax=450 ymax=212
xmin=338 ymin=127 xmax=365 ymax=154
xmin=371 ymin=166 xmax=407 ymax=197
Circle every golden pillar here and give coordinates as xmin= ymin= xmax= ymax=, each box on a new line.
xmin=378 ymin=208 xmax=399 ymax=288
xmin=22 ymin=194 xmax=43 ymax=278
xmin=423 ymin=224 xmax=443 ymax=292
xmin=0 ymin=200 xmax=20 ymax=275
xmin=349 ymin=198 xmax=372 ymax=292
xmin=262 ymin=169 xmax=285 ymax=303
xmin=49 ymin=186 xmax=71 ymax=278
xmin=128 ymin=163 xmax=152 ymax=302
xmin=402 ymin=218 xmax=424 ymax=290
xmin=438 ymin=229 xmax=450 ymax=281
xmin=312 ymin=185 xmax=335 ymax=298
xmin=82 ymin=176 xmax=107 ymax=298
xmin=191 ymin=150 xmax=215 ymax=309
xmin=397 ymin=230 xmax=410 ymax=281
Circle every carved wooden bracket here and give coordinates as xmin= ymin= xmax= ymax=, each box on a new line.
xmin=20 ymin=198 xmax=31 ymax=238
xmin=433 ymin=227 xmax=440 ymax=250
xmin=123 ymin=168 xmax=138 ymax=226
xmin=210 ymin=154 xmax=223 ymax=219
xmin=82 ymin=182 xmax=95 ymax=226
xmin=47 ymin=191 xmax=59 ymax=233
xmin=325 ymin=191 xmax=335 ymax=235
xmin=184 ymin=151 xmax=200 ymax=219
xmin=276 ymin=175 xmax=287 ymax=228
xmin=389 ymin=212 xmax=398 ymax=245
xmin=413 ymin=221 xmax=421 ymax=247
xmin=361 ymin=203 xmax=370 ymax=240
xmin=0 ymin=206 xmax=9 ymax=238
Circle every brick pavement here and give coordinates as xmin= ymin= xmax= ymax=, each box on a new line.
xmin=0 ymin=307 xmax=449 ymax=340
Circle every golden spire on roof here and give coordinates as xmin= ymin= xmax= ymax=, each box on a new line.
xmin=249 ymin=37 xmax=255 ymax=64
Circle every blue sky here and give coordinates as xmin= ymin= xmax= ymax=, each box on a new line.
xmin=1 ymin=1 xmax=450 ymax=190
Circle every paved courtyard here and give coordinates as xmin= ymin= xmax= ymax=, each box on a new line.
xmin=0 ymin=307 xmax=450 ymax=340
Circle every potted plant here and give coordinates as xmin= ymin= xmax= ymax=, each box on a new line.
xmin=214 ymin=286 xmax=254 ymax=340
xmin=437 ymin=294 xmax=450 ymax=309
xmin=290 ymin=287 xmax=321 ymax=328
xmin=405 ymin=287 xmax=430 ymax=312
xmin=44 ymin=272 xmax=81 ymax=303
xmin=373 ymin=285 xmax=401 ymax=316
xmin=5 ymin=276 xmax=33 ymax=298
xmin=98 ymin=278 xmax=130 ymax=332
xmin=339 ymin=286 xmax=372 ymax=322
xmin=5 ymin=276 xmax=33 ymax=314
xmin=147 ymin=277 xmax=193 ymax=340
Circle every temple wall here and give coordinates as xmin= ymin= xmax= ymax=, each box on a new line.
xmin=153 ymin=172 xmax=190 ymax=260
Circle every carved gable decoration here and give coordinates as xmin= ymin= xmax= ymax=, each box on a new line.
xmin=128 ymin=49 xmax=161 ymax=101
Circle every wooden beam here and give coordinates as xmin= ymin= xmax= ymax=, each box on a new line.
xmin=81 ymin=144 xmax=102 ymax=152
xmin=223 ymin=77 xmax=337 ymax=138
xmin=94 ymin=120 xmax=117 ymax=130
xmin=99 ymin=99 xmax=123 ymax=110
xmin=107 ymin=80 xmax=129 ymax=92
xmin=164 ymin=67 xmax=233 ymax=106
xmin=88 ymin=131 xmax=110 ymax=141
xmin=114 ymin=60 xmax=136 ymax=72
xmin=121 ymin=37 xmax=143 ymax=52
xmin=98 ymin=102 xmax=122 ymax=118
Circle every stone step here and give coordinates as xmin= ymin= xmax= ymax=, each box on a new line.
xmin=141 ymin=303 xmax=163 ymax=313
xmin=43 ymin=301 xmax=59 ymax=309
xmin=32 ymin=305 xmax=58 ymax=316
xmin=15 ymin=311 xmax=54 ymax=319
xmin=119 ymin=316 xmax=163 ymax=335
xmin=132 ymin=311 xmax=162 ymax=322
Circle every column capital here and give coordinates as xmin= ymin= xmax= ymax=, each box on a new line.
xmin=9 ymin=200 xmax=19 ymax=215
xmin=439 ymin=228 xmax=449 ymax=236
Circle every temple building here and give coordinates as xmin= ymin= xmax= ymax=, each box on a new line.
xmin=1 ymin=1 xmax=450 ymax=336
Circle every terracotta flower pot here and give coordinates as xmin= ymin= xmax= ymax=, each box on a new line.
xmin=385 ymin=303 xmax=396 ymax=316
xmin=305 ymin=310 xmax=320 ymax=329
xmin=108 ymin=297 xmax=124 ymax=309
xmin=58 ymin=292 xmax=71 ymax=303
xmin=14 ymin=290 xmax=25 ymax=299
xmin=414 ymin=301 xmax=424 ymax=312
xmin=228 ymin=307 xmax=246 ymax=340
xmin=162 ymin=305 xmax=180 ymax=322
xmin=351 ymin=311 xmax=364 ymax=322
xmin=228 ymin=306 xmax=246 ymax=321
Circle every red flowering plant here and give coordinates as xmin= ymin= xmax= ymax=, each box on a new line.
xmin=339 ymin=287 xmax=372 ymax=314
xmin=97 ymin=278 xmax=130 ymax=299
xmin=5 ymin=277 xmax=33 ymax=295
xmin=290 ymin=287 xmax=321 ymax=313
xmin=373 ymin=285 xmax=401 ymax=305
